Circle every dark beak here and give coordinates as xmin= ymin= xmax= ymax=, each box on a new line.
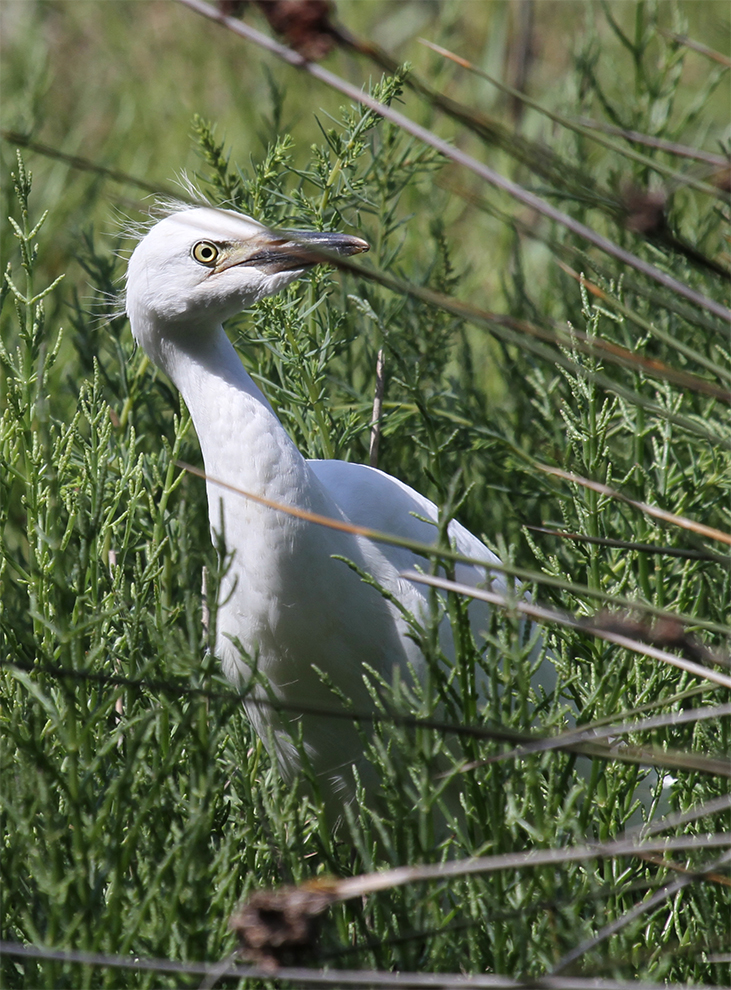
xmin=283 ymin=229 xmax=370 ymax=260
xmin=228 ymin=229 xmax=369 ymax=274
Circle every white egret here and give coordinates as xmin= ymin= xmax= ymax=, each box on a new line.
xmin=125 ymin=207 xmax=533 ymax=813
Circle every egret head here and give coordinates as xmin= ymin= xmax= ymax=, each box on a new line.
xmin=125 ymin=207 xmax=368 ymax=355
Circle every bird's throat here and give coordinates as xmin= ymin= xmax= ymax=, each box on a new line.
xmin=168 ymin=324 xmax=323 ymax=529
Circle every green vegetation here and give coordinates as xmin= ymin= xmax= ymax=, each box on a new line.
xmin=1 ymin=1 xmax=729 ymax=986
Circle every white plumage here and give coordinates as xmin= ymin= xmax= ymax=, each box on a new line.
xmin=126 ymin=207 xmax=517 ymax=811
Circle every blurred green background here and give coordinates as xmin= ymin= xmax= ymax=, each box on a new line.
xmin=2 ymin=0 xmax=728 ymax=305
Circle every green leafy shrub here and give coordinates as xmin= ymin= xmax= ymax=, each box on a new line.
xmin=1 ymin=3 xmax=729 ymax=986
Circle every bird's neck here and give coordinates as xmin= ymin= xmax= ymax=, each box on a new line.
xmin=159 ymin=322 xmax=273 ymax=413
xmin=156 ymin=323 xmax=309 ymax=505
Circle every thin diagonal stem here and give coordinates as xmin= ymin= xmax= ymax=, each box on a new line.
xmin=174 ymin=0 xmax=731 ymax=325
xmin=549 ymin=849 xmax=731 ymax=975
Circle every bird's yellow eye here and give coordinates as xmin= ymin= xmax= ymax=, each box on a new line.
xmin=192 ymin=240 xmax=220 ymax=266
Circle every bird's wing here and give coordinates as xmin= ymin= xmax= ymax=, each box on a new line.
xmin=307 ymin=459 xmax=503 ymax=589
xmin=309 ymin=460 xmax=553 ymax=700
